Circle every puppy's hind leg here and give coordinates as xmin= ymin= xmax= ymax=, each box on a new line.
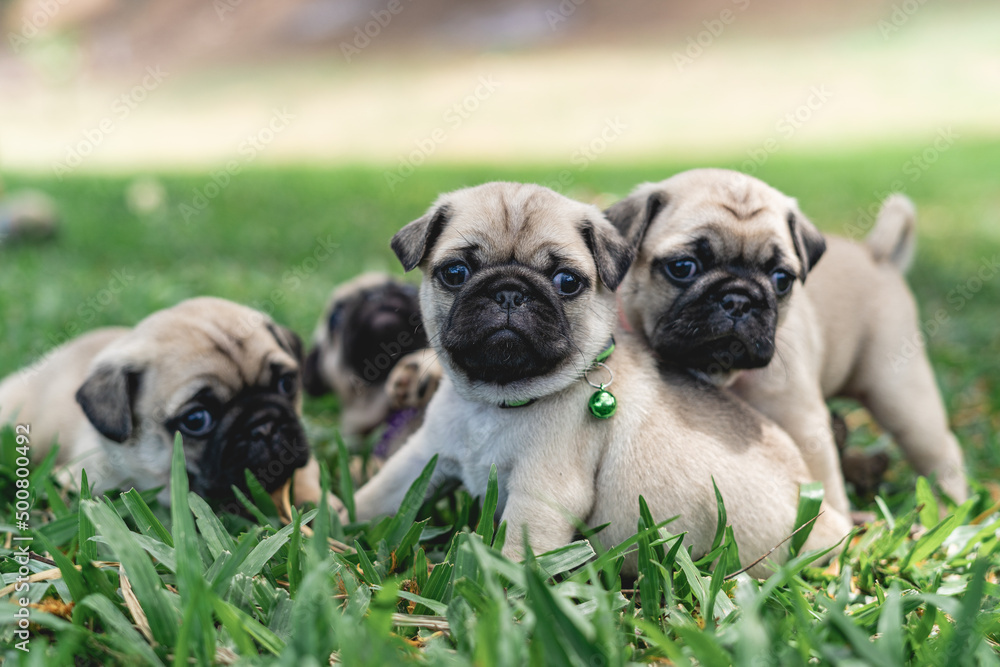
xmin=853 ymin=349 xmax=968 ymax=504
xmin=782 ymin=401 xmax=852 ymax=516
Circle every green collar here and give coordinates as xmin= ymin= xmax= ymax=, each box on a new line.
xmin=499 ymin=337 xmax=616 ymax=410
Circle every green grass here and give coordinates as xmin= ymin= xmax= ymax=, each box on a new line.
xmin=2 ymin=139 xmax=1000 ymax=664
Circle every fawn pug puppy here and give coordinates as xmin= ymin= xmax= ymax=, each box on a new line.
xmin=0 ymin=298 xmax=328 ymax=508
xmin=350 ymin=182 xmax=850 ymax=576
xmin=302 ymin=273 xmax=437 ymax=462
xmin=607 ymin=169 xmax=967 ymax=506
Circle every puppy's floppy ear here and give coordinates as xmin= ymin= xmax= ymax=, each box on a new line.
xmin=391 ymin=204 xmax=452 ymax=272
xmin=266 ymin=322 xmax=304 ymax=363
xmin=580 ymin=216 xmax=634 ymax=291
xmin=603 ymin=187 xmax=667 ymax=249
xmin=76 ymin=364 xmax=141 ymax=443
xmin=787 ymin=207 xmax=826 ymax=282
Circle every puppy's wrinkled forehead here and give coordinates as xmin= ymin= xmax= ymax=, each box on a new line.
xmin=669 ymin=170 xmax=788 ymax=227
xmin=329 ymin=272 xmax=397 ymax=306
xmin=128 ymin=298 xmax=300 ymax=404
xmin=653 ymin=170 xmax=798 ymax=259
xmin=433 ymin=183 xmax=597 ymax=269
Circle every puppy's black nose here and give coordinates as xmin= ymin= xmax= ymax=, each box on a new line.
xmin=250 ymin=421 xmax=274 ymax=438
xmin=494 ymin=289 xmax=526 ymax=310
xmin=720 ymin=292 xmax=752 ymax=320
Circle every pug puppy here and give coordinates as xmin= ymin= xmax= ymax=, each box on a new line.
xmin=0 ymin=297 xmax=327 ymax=508
xmin=351 ymin=182 xmax=850 ymax=577
xmin=302 ymin=273 xmax=437 ymax=462
xmin=606 ymin=169 xmax=967 ymax=507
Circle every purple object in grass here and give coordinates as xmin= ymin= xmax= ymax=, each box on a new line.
xmin=373 ymin=407 xmax=421 ymax=459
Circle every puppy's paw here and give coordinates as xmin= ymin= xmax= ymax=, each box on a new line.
xmin=386 ymin=349 xmax=442 ymax=410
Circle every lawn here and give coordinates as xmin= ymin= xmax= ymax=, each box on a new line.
xmin=1 ymin=139 xmax=999 ymax=664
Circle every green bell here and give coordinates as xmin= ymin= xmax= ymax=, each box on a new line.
xmin=588 ymin=388 xmax=617 ymax=419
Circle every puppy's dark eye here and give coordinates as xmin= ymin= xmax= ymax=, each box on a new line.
xmin=553 ymin=270 xmax=583 ymax=296
xmin=664 ymin=258 xmax=700 ymax=282
xmin=276 ymin=373 xmax=297 ymax=396
xmin=439 ymin=262 xmax=471 ymax=288
xmin=771 ymin=270 xmax=794 ymax=295
xmin=178 ymin=408 xmax=214 ymax=437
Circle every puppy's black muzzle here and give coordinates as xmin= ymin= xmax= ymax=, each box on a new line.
xmin=192 ymin=393 xmax=309 ymax=499
xmin=443 ymin=269 xmax=571 ymax=385
xmin=345 ymin=283 xmax=427 ymax=384
xmin=303 ymin=282 xmax=428 ymax=394
xmin=653 ymin=274 xmax=777 ymax=374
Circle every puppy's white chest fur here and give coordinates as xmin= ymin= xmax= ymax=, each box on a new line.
xmin=353 ymin=370 xmax=608 ymax=548
xmin=427 ymin=377 xmax=596 ymax=516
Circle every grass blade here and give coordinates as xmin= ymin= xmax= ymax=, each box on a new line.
xmin=243 ymin=468 xmax=279 ymax=518
xmin=239 ymin=509 xmax=318 ymax=578
xmin=288 ymin=506 xmax=303 ymax=597
xmin=336 ymin=433 xmax=356 ymax=523
xmin=790 ymin=481 xmax=824 ymax=557
xmin=915 ymin=476 xmax=939 ymax=529
xmin=169 ymin=433 xmax=214 ymax=665
xmin=475 ymin=464 xmax=499 ymax=545
xmin=232 ymin=486 xmax=278 ymax=528
xmin=83 ymin=498 xmax=178 ymax=646
xmin=374 ymin=455 xmax=438 ymax=546
xmin=947 ymin=555 xmax=992 ymax=660
xmin=92 ymin=533 xmax=176 ymax=572
xmin=122 ymin=488 xmax=174 ymax=547
xmin=901 ymin=513 xmax=961 ymax=570
xmin=524 ymin=563 xmax=606 ymax=666
xmin=355 ymin=539 xmax=383 ymax=584
xmin=708 ymin=478 xmax=728 ymax=555
xmin=32 ymin=530 xmax=88 ymax=603
xmin=210 ymin=594 xmax=261 ymax=657
xmin=77 ymin=469 xmax=98 ymax=564
xmin=876 ymin=583 xmax=905 ymax=664
xmin=189 ymin=492 xmax=237 ymax=559
xmin=637 ymin=509 xmax=662 ymax=624
xmin=79 ymin=594 xmax=164 ymax=666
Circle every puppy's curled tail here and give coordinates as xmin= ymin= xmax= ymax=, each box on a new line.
xmin=866 ymin=193 xmax=916 ymax=273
